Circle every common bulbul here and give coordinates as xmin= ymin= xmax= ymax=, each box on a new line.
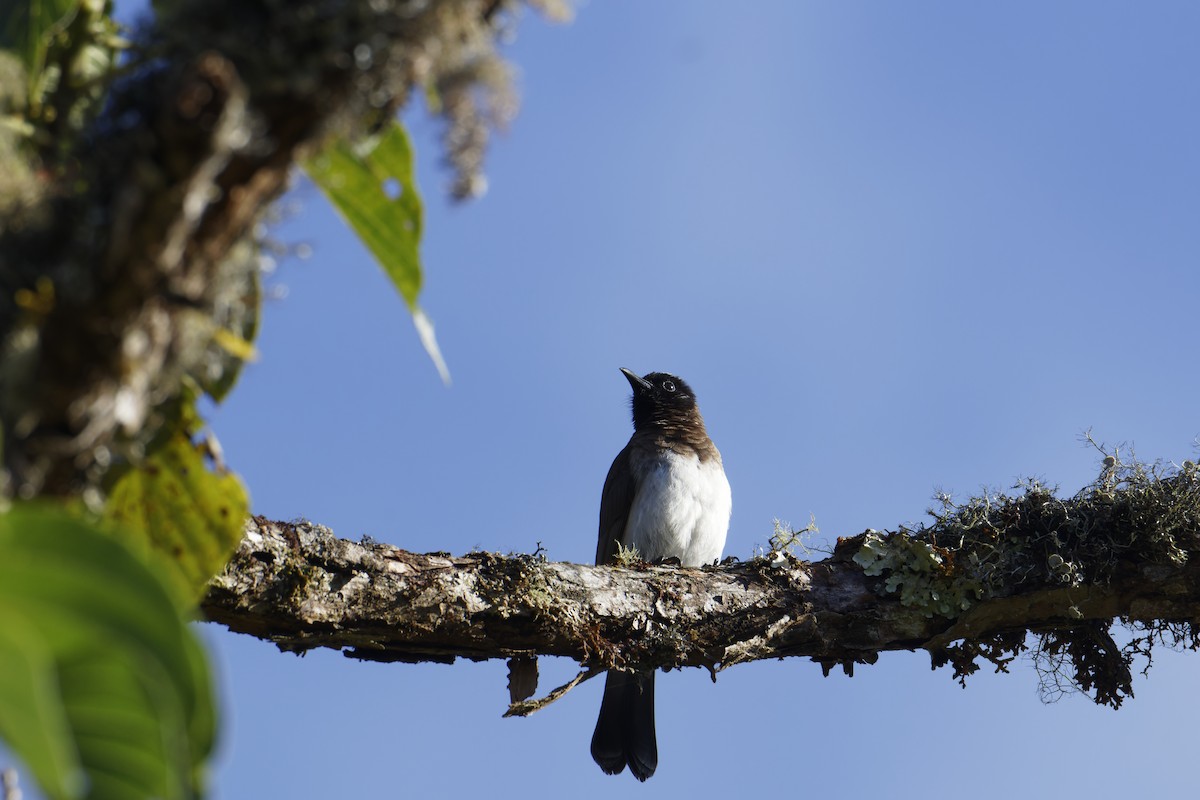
xmin=590 ymin=368 xmax=732 ymax=781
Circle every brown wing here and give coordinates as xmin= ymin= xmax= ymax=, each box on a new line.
xmin=596 ymin=442 xmax=636 ymax=565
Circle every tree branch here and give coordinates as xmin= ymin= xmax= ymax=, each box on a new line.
xmin=202 ymin=465 xmax=1200 ymax=709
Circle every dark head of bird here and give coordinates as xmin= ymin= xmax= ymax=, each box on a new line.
xmin=620 ymin=368 xmax=703 ymax=432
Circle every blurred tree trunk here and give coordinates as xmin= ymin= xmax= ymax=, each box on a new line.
xmin=1 ymin=0 xmax=547 ymax=497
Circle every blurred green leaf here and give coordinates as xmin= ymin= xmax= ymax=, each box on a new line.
xmin=0 ymin=615 xmax=82 ymax=799
xmin=0 ymin=507 xmax=215 ymax=800
xmin=0 ymin=0 xmax=80 ymax=79
xmin=104 ymin=428 xmax=250 ymax=603
xmin=306 ymin=121 xmax=450 ymax=382
xmin=306 ymin=121 xmax=423 ymax=306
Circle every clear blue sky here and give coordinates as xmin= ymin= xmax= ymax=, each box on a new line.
xmin=27 ymin=2 xmax=1200 ymax=798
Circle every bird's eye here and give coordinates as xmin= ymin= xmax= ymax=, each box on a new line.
xmin=661 ymin=380 xmax=676 ymax=393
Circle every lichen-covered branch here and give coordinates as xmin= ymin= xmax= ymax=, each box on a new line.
xmin=202 ymin=463 xmax=1200 ymax=709
xmin=203 ymin=514 xmax=943 ymax=670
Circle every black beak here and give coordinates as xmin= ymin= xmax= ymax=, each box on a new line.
xmin=620 ymin=368 xmax=653 ymax=394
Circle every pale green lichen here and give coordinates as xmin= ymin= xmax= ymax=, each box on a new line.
xmin=613 ymin=541 xmax=642 ymax=567
xmin=766 ymin=516 xmax=819 ymax=558
xmin=853 ymin=530 xmax=982 ymax=618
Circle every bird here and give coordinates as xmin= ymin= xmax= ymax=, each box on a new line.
xmin=590 ymin=368 xmax=732 ymax=781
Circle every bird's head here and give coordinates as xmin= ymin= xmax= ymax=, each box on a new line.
xmin=621 ymin=368 xmax=699 ymax=430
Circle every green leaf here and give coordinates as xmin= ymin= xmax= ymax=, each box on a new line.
xmin=104 ymin=428 xmax=250 ymax=603
xmin=306 ymin=121 xmax=450 ymax=383
xmin=306 ymin=122 xmax=422 ymax=306
xmin=0 ymin=507 xmax=215 ymax=800
xmin=0 ymin=615 xmax=83 ymax=799
xmin=0 ymin=0 xmax=80 ymax=79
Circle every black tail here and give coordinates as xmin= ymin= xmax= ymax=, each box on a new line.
xmin=590 ymin=670 xmax=657 ymax=781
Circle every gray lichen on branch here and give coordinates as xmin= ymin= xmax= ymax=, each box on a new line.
xmin=203 ymin=455 xmax=1200 ymax=712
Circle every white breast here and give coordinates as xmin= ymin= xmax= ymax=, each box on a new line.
xmin=624 ymin=450 xmax=731 ymax=566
